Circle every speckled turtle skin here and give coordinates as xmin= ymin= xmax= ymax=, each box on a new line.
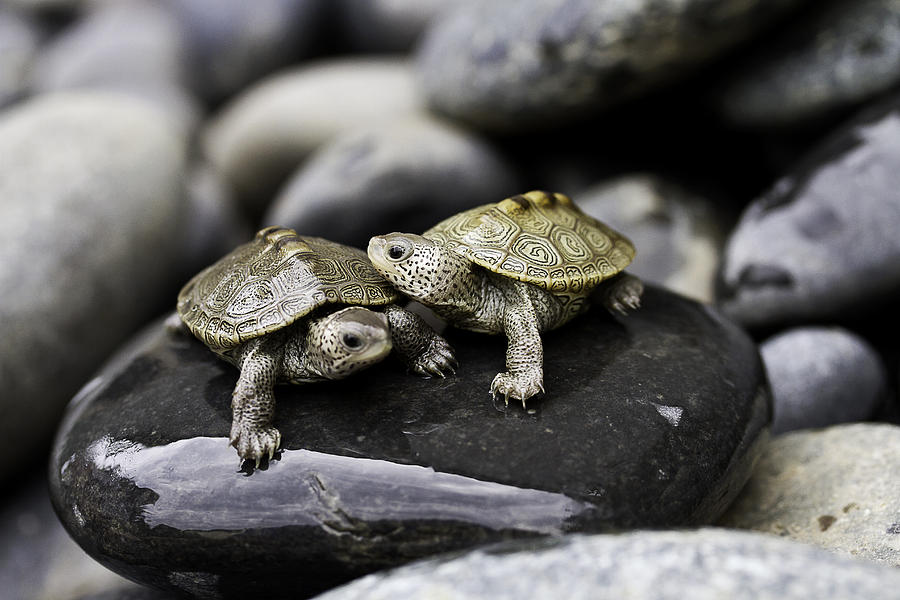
xmin=368 ymin=191 xmax=643 ymax=405
xmin=177 ymin=227 xmax=456 ymax=464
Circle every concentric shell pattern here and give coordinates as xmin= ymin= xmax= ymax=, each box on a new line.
xmin=425 ymin=191 xmax=635 ymax=293
xmin=177 ymin=227 xmax=397 ymax=352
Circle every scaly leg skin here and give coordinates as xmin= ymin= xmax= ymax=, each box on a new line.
xmin=491 ymin=284 xmax=544 ymax=408
xmin=229 ymin=337 xmax=283 ymax=467
xmin=383 ymin=304 xmax=457 ymax=377
xmin=597 ymin=272 xmax=644 ymax=316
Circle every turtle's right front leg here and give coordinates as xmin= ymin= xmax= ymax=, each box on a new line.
xmin=491 ymin=283 xmax=545 ymax=407
xmin=230 ymin=337 xmax=282 ymax=466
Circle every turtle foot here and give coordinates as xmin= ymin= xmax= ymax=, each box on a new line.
xmin=601 ymin=273 xmax=644 ymax=316
xmin=490 ymin=370 xmax=544 ymax=408
xmin=164 ymin=312 xmax=189 ymax=336
xmin=410 ymin=336 xmax=458 ymax=378
xmin=230 ymin=425 xmax=281 ymax=467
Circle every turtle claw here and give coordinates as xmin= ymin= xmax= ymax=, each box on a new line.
xmin=231 ymin=424 xmax=281 ymax=466
xmin=411 ymin=337 xmax=457 ymax=378
xmin=490 ymin=371 xmax=544 ymax=407
xmin=600 ymin=273 xmax=644 ymax=316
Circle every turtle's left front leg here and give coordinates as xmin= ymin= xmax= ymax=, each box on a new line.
xmin=383 ymin=304 xmax=457 ymax=377
xmin=491 ymin=282 xmax=544 ymax=407
xmin=230 ymin=336 xmax=283 ymax=466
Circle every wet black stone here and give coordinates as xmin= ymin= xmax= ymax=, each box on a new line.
xmin=49 ymin=286 xmax=769 ymax=599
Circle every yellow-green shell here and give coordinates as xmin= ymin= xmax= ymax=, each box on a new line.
xmin=425 ymin=191 xmax=635 ymax=293
xmin=177 ymin=227 xmax=398 ymax=352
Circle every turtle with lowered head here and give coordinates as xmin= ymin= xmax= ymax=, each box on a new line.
xmin=368 ymin=190 xmax=643 ymax=406
xmin=175 ymin=227 xmax=456 ymax=465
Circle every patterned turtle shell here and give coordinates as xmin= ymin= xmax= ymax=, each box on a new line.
xmin=177 ymin=227 xmax=398 ymax=352
xmin=425 ymin=191 xmax=635 ymax=293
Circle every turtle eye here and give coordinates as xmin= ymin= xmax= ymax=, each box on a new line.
xmin=387 ymin=242 xmax=412 ymax=261
xmin=341 ymin=332 xmax=364 ymax=351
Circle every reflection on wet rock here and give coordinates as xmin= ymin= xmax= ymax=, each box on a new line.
xmin=50 ymin=286 xmax=768 ymax=599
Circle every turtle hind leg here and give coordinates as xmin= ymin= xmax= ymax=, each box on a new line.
xmin=596 ymin=272 xmax=644 ymax=316
xmin=229 ymin=337 xmax=283 ymax=467
xmin=383 ymin=304 xmax=457 ymax=378
xmin=492 ymin=283 xmax=545 ymax=408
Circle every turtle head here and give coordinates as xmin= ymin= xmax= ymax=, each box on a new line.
xmin=305 ymin=306 xmax=392 ymax=380
xmin=368 ymin=233 xmax=470 ymax=305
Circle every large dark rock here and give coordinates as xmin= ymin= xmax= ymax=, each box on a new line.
xmin=416 ymin=0 xmax=805 ymax=131
xmin=717 ymin=93 xmax=900 ymax=328
xmin=50 ymin=286 xmax=768 ymax=599
xmin=0 ymin=92 xmax=187 ymax=482
xmin=314 ymin=529 xmax=900 ymax=600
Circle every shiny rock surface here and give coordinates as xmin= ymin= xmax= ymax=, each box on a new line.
xmin=50 ymin=286 xmax=769 ymax=599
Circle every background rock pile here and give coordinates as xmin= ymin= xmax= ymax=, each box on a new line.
xmin=1 ymin=1 xmax=898 ymax=599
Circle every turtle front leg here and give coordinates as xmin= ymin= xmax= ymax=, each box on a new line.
xmin=230 ymin=337 xmax=282 ymax=466
xmin=383 ymin=304 xmax=457 ymax=377
xmin=492 ymin=284 xmax=544 ymax=407
xmin=596 ymin=272 xmax=644 ymax=315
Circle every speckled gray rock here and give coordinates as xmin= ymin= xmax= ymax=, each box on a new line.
xmin=761 ymin=327 xmax=887 ymax=434
xmin=578 ymin=175 xmax=725 ymax=303
xmin=416 ymin=0 xmax=805 ymax=130
xmin=28 ymin=0 xmax=200 ymax=134
xmin=333 ymin=0 xmax=469 ymax=52
xmin=313 ymin=529 xmax=900 ymax=600
xmin=162 ymin=0 xmax=325 ymax=103
xmin=265 ymin=116 xmax=520 ymax=247
xmin=0 ymin=92 xmax=187 ymax=481
xmin=0 ymin=7 xmax=42 ymax=108
xmin=204 ymin=58 xmax=425 ymax=216
xmin=719 ymin=423 xmax=900 ymax=567
xmin=717 ymin=95 xmax=900 ymax=327
xmin=720 ymin=0 xmax=900 ymax=127
xmin=0 ymin=477 xmax=141 ymax=600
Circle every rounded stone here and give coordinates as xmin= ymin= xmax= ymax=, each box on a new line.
xmin=760 ymin=327 xmax=888 ymax=434
xmin=0 ymin=92 xmax=187 ymax=481
xmin=264 ymin=116 xmax=520 ymax=248
xmin=162 ymin=0 xmax=325 ymax=103
xmin=719 ymin=0 xmax=900 ymax=127
xmin=50 ymin=286 xmax=768 ymax=599
xmin=415 ymin=0 xmax=805 ymax=131
xmin=717 ymin=93 xmax=900 ymax=328
xmin=203 ymin=58 xmax=425 ymax=216
xmin=0 ymin=7 xmax=42 ymax=108
xmin=314 ymin=529 xmax=900 ymax=600
xmin=27 ymin=0 xmax=200 ymax=134
xmin=718 ymin=423 xmax=900 ymax=567
xmin=577 ymin=175 xmax=725 ymax=303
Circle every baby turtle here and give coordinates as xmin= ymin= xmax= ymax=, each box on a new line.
xmin=176 ymin=227 xmax=456 ymax=464
xmin=368 ymin=190 xmax=643 ymax=405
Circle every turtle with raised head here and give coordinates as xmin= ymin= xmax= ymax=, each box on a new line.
xmin=176 ymin=227 xmax=456 ymax=464
xmin=368 ymin=191 xmax=643 ymax=405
